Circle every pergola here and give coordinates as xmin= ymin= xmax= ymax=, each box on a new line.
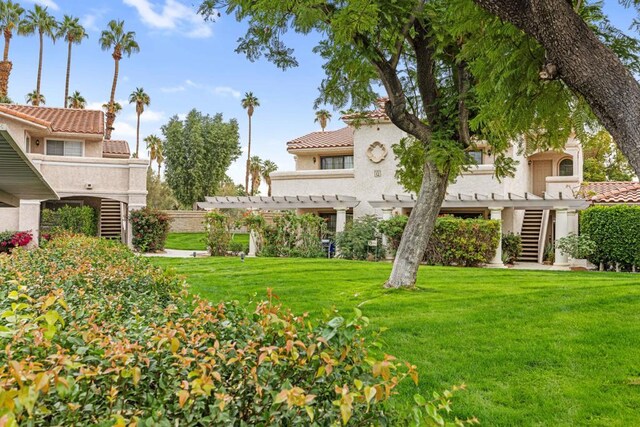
xmin=370 ymin=192 xmax=591 ymax=267
xmin=198 ymin=191 xmax=591 ymax=267
xmin=0 ymin=127 xmax=57 ymax=207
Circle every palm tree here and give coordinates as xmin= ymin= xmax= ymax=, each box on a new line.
xmin=57 ymin=15 xmax=87 ymax=108
xmin=25 ymin=90 xmax=44 ymax=106
xmin=129 ymin=87 xmax=150 ymax=157
xmin=249 ymin=155 xmax=263 ymax=196
xmin=261 ymin=160 xmax=278 ymax=197
xmin=23 ymin=5 xmax=57 ymax=106
xmin=314 ymin=109 xmax=332 ymax=131
xmin=100 ymin=20 xmax=139 ymax=139
xmin=145 ymin=134 xmax=163 ymax=177
xmin=241 ymin=92 xmax=260 ymax=193
xmin=67 ymin=90 xmax=85 ymax=109
xmin=0 ymin=0 xmax=25 ymax=97
xmin=102 ymin=101 xmax=122 ymax=120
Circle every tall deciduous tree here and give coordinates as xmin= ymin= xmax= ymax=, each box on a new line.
xmin=199 ymin=0 xmax=633 ymax=288
xmin=162 ymin=109 xmax=241 ymax=208
xmin=129 ymin=87 xmax=150 ymax=157
xmin=471 ymin=0 xmax=640 ymax=177
xmin=57 ymin=15 xmax=87 ymax=108
xmin=100 ymin=20 xmax=139 ymax=139
xmin=241 ymin=92 xmax=259 ymax=193
xmin=23 ymin=4 xmax=57 ymax=107
xmin=583 ymin=130 xmax=635 ymax=182
xmin=0 ymin=0 xmax=25 ymax=97
xmin=314 ymin=109 xmax=332 ymax=131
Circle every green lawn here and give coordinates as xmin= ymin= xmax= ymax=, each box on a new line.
xmin=165 ymin=232 xmax=249 ymax=250
xmin=149 ymin=257 xmax=640 ymax=425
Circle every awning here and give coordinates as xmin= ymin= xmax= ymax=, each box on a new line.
xmin=198 ymin=195 xmax=359 ymax=210
xmin=369 ymin=192 xmax=590 ymax=210
xmin=0 ymin=127 xmax=57 ymax=207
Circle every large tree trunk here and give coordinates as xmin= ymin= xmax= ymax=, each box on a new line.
xmin=472 ymin=0 xmax=640 ymax=175
xmin=385 ymin=160 xmax=449 ymax=288
xmin=105 ymin=57 xmax=120 ymax=139
xmin=35 ymin=31 xmax=43 ymax=106
xmin=3 ymin=29 xmax=10 ymax=62
xmin=245 ymin=114 xmax=252 ymax=193
xmin=64 ymin=41 xmax=72 ymax=108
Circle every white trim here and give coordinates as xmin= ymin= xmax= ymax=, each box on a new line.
xmin=271 ymin=169 xmax=355 ymax=180
xmin=32 ymin=159 xmax=148 ymax=169
xmin=45 ymin=138 xmax=85 ymax=157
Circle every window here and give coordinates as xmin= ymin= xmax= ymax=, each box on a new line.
xmin=46 ymin=140 xmax=83 ymax=157
xmin=320 ymin=155 xmax=353 ymax=170
xmin=559 ymin=158 xmax=573 ymax=176
xmin=468 ymin=150 xmax=483 ymax=165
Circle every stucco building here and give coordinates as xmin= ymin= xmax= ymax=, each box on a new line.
xmin=201 ymin=102 xmax=589 ymax=267
xmin=0 ymin=104 xmax=147 ymax=244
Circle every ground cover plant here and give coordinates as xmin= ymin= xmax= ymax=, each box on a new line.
xmin=151 ymin=256 xmax=640 ymax=426
xmin=0 ymin=236 xmax=467 ymax=426
xmin=166 ymin=232 xmax=249 ymax=251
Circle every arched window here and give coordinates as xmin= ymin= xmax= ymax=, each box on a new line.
xmin=559 ymin=158 xmax=573 ymax=177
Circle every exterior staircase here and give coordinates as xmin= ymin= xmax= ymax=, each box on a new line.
xmin=99 ymin=199 xmax=123 ymax=241
xmin=518 ymin=209 xmax=543 ymax=262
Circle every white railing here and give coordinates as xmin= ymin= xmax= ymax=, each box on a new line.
xmin=538 ymin=209 xmax=550 ymax=264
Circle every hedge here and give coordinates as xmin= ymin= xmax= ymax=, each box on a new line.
xmin=41 ymin=205 xmax=97 ymax=237
xmin=580 ymin=205 xmax=640 ymax=270
xmin=424 ymin=217 xmax=500 ymax=267
xmin=0 ymin=235 xmax=468 ymax=425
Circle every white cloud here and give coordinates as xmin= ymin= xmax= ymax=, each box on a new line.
xmin=111 ymin=121 xmax=137 ymax=140
xmin=126 ymin=109 xmax=166 ymax=123
xmin=81 ymin=14 xmax=98 ymax=31
xmin=212 ymin=86 xmax=241 ymax=99
xmin=160 ymin=84 xmax=185 ymax=93
xmin=23 ymin=0 xmax=59 ymax=11
xmin=123 ymin=0 xmax=213 ymax=38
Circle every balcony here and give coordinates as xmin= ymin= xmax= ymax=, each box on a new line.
xmin=271 ymin=169 xmax=356 ymax=197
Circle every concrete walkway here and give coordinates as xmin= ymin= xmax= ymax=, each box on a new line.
xmin=143 ymin=249 xmax=208 ymax=258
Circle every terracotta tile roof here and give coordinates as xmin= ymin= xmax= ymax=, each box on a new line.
xmin=341 ymin=98 xmax=390 ymax=121
xmin=287 ymin=127 xmax=354 ymax=150
xmin=0 ymin=104 xmax=104 ymax=135
xmin=580 ymin=181 xmax=640 ymax=203
xmin=103 ymin=140 xmax=130 ymax=158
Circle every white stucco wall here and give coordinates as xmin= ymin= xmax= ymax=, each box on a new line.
xmin=0 ymin=208 xmax=19 ymax=231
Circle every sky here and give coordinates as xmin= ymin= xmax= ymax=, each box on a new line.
xmin=4 ymin=0 xmax=637 ymax=186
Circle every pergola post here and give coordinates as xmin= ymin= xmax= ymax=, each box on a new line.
xmin=554 ymin=207 xmax=569 ymax=267
xmin=487 ymin=207 xmax=506 ymax=268
xmin=335 ymin=207 xmax=347 ymax=233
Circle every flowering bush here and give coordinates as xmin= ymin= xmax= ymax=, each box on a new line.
xmin=130 ymin=207 xmax=171 ymax=252
xmin=0 ymin=230 xmax=33 ymax=253
xmin=0 ymin=235 xmax=472 ymax=425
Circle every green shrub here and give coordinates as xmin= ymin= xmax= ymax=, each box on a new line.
xmin=336 ymin=215 xmax=383 ymax=261
xmin=502 ymin=232 xmax=522 ymax=264
xmin=204 ymin=210 xmax=232 ymax=256
xmin=243 ymin=211 xmax=326 ymax=258
xmin=0 ymin=235 xmax=468 ymax=426
xmin=228 ymin=240 xmax=248 ymax=254
xmin=41 ymin=205 xmax=97 ymax=236
xmin=130 ymin=207 xmax=171 ymax=252
xmin=556 ymin=233 xmax=597 ymax=260
xmin=424 ymin=217 xmax=500 ymax=267
xmin=378 ymin=214 xmax=409 ymax=254
xmin=580 ymin=205 xmax=640 ymax=269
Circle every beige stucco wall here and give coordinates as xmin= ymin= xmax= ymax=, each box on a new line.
xmin=163 ymin=210 xmax=206 ymax=233
xmin=0 ymin=207 xmax=19 ymax=231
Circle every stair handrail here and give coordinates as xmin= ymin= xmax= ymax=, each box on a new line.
xmin=538 ymin=209 xmax=550 ymax=264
